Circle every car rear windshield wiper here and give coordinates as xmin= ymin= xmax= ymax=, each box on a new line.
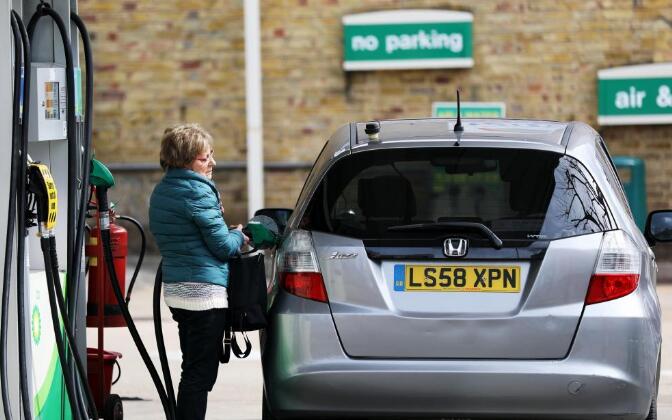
xmin=388 ymin=222 xmax=504 ymax=249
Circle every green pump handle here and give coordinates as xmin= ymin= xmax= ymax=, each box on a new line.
xmin=90 ymin=158 xmax=115 ymax=188
xmin=243 ymin=215 xmax=280 ymax=250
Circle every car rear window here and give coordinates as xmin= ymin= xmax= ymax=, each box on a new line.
xmin=300 ymin=147 xmax=615 ymax=241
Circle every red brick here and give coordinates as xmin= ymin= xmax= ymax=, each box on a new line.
xmin=100 ymin=90 xmax=126 ymax=101
xmin=181 ymin=60 xmax=202 ymax=70
xmin=94 ymin=64 xmax=117 ymax=72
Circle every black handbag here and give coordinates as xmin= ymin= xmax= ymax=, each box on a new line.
xmin=220 ymin=252 xmax=267 ymax=363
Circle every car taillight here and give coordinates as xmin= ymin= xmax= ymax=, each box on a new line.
xmin=585 ymin=230 xmax=641 ymax=305
xmin=278 ymin=230 xmax=328 ymax=303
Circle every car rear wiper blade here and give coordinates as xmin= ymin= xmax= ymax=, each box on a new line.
xmin=388 ymin=222 xmax=504 ymax=250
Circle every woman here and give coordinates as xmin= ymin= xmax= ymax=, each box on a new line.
xmin=149 ymin=123 xmax=248 ymax=420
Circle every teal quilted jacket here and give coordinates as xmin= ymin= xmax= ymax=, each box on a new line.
xmin=148 ymin=168 xmax=244 ymax=287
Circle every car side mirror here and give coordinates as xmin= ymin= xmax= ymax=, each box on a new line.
xmin=644 ymin=210 xmax=672 ymax=245
xmin=254 ymin=208 xmax=293 ymax=235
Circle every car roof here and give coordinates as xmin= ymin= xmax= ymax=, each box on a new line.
xmin=351 ymin=118 xmax=571 ymax=151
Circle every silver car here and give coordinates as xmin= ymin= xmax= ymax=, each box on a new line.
xmin=259 ymin=119 xmax=672 ymax=420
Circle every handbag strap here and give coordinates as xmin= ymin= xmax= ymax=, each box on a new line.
xmin=220 ymin=328 xmax=252 ymax=364
xmin=220 ymin=328 xmax=232 ymax=364
xmin=232 ymin=331 xmax=252 ymax=359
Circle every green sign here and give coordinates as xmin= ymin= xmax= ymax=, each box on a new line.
xmin=343 ymin=10 xmax=473 ymax=71
xmin=432 ymin=102 xmax=506 ymax=118
xmin=597 ymin=63 xmax=672 ymax=125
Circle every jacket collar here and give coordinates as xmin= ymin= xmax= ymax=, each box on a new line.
xmin=165 ymin=168 xmax=218 ymax=194
xmin=166 ymin=168 xmax=210 ymax=182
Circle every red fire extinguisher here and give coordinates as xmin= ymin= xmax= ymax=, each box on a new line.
xmin=86 ymin=212 xmax=128 ymax=328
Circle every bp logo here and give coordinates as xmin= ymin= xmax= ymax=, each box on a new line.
xmin=31 ymin=305 xmax=41 ymax=345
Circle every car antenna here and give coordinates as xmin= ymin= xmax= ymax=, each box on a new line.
xmin=454 ymin=89 xmax=464 ymax=147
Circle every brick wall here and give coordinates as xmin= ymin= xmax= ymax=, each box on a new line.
xmin=80 ymin=0 xmax=672 ymax=256
xmin=78 ymin=0 xmax=247 ymax=163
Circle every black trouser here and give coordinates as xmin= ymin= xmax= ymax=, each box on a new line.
xmin=170 ymin=308 xmax=227 ymax=420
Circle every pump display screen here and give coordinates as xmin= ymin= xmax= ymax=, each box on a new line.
xmin=44 ymin=82 xmax=60 ymax=120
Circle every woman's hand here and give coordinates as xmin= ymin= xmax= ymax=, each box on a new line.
xmin=232 ymin=224 xmax=250 ymax=246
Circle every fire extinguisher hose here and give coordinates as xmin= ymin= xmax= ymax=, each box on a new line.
xmin=116 ymin=215 xmax=146 ymax=305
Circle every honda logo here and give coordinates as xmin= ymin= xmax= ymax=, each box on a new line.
xmin=444 ymin=238 xmax=468 ymax=257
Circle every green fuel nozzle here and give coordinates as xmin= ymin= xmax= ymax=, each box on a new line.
xmin=243 ymin=215 xmax=281 ymax=250
xmin=90 ymin=158 xmax=114 ymax=189
xmin=90 ymin=158 xmax=114 ymax=229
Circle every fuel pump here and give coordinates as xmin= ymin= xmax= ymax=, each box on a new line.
xmin=2 ymin=2 xmax=97 ymax=419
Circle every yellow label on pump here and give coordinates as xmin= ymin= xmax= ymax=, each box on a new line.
xmin=34 ymin=164 xmax=58 ymax=230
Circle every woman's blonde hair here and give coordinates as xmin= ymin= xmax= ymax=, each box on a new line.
xmin=160 ymin=123 xmax=213 ymax=170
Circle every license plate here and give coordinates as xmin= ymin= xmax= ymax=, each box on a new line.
xmin=393 ymin=264 xmax=521 ymax=293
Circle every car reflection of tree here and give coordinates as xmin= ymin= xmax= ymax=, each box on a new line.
xmin=544 ymin=157 xmax=614 ymax=238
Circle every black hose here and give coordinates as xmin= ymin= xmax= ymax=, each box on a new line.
xmin=69 ymin=15 xmax=95 ymax=412
xmin=111 ymin=360 xmax=122 ymax=386
xmin=47 ymin=237 xmax=99 ymax=419
xmin=27 ymin=0 xmax=78 ymax=331
xmin=97 ymin=187 xmax=173 ymax=420
xmin=84 ymin=225 xmax=91 ymax=276
xmin=153 ymin=262 xmax=177 ymax=415
xmin=116 ymin=216 xmax=146 ymax=304
xmin=1 ymin=12 xmax=24 ymax=420
xmin=28 ymin=7 xmax=87 ymax=418
xmin=70 ymin=9 xmax=94 ymax=356
xmin=40 ymin=238 xmax=81 ymax=420
xmin=15 ymin=9 xmax=33 ymax=420
xmin=100 ymin=229 xmax=173 ymax=419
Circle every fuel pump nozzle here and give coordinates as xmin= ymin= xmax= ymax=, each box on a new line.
xmin=27 ymin=163 xmax=58 ymax=236
xmin=243 ymin=215 xmax=281 ymax=250
xmin=90 ymin=158 xmax=115 ymax=228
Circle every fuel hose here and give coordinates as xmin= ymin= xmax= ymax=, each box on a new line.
xmin=46 ymin=235 xmax=99 ymax=419
xmin=96 ymin=187 xmax=175 ymax=420
xmin=27 ymin=6 xmax=88 ymax=417
xmin=39 ymin=236 xmax=82 ymax=420
xmin=69 ymin=14 xmax=96 ymax=413
xmin=27 ymin=164 xmax=97 ymax=420
xmin=153 ymin=262 xmax=177 ymax=414
xmin=27 ymin=0 xmax=77 ymax=312
xmin=70 ymin=9 xmax=94 ymax=360
xmin=13 ymin=9 xmax=32 ymax=420
xmin=1 ymin=12 xmax=26 ymax=420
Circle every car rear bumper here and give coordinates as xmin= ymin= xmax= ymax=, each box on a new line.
xmin=262 ymin=291 xmax=660 ymax=420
